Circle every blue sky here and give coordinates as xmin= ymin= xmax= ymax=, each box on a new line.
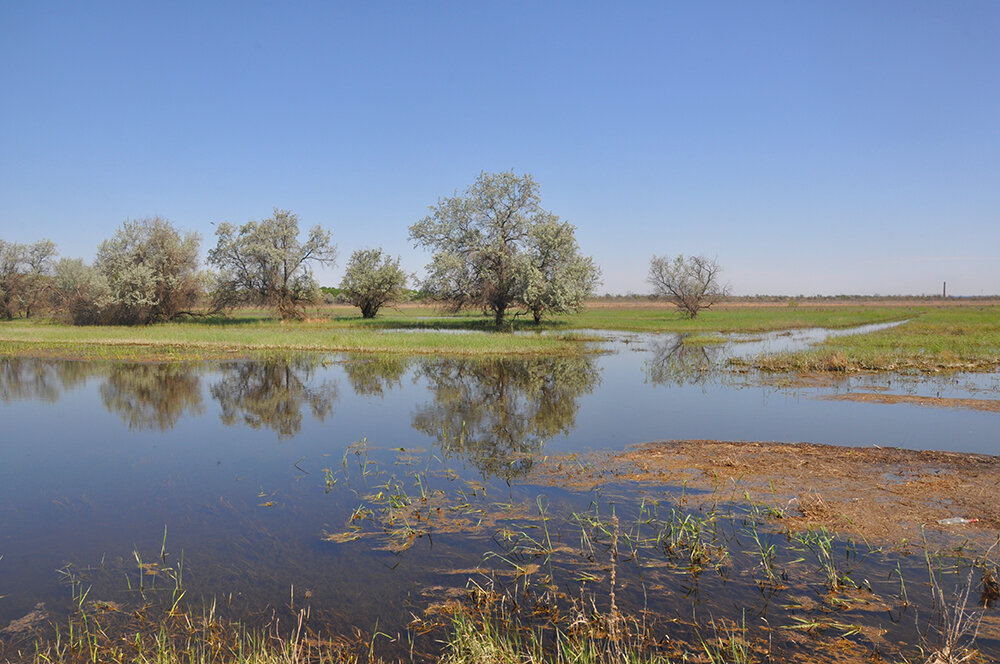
xmin=2 ymin=1 xmax=998 ymax=295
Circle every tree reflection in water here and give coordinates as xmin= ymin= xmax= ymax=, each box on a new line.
xmin=210 ymin=359 xmax=338 ymax=438
xmin=644 ymin=334 xmax=727 ymax=387
xmin=100 ymin=363 xmax=204 ymax=431
xmin=412 ymin=356 xmax=600 ymax=480
xmin=0 ymin=358 xmax=93 ymax=403
xmin=341 ymin=354 xmax=411 ymax=397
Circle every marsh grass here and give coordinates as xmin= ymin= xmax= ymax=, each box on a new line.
xmin=742 ymin=307 xmax=1000 ymax=373
xmin=0 ymin=303 xmax=926 ymax=362
xmin=16 ymin=604 xmax=370 ymax=664
xmin=8 ymin=443 xmax=1000 ymax=663
xmin=0 ymin=319 xmax=592 ymax=362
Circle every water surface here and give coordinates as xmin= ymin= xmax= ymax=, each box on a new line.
xmin=1 ymin=326 xmax=997 ymax=657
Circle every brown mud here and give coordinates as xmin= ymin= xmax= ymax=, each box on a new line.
xmin=823 ymin=391 xmax=1000 ymax=413
xmin=530 ymin=439 xmax=1000 ymax=544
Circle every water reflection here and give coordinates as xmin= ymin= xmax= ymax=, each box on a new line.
xmin=342 ymin=355 xmax=411 ymax=397
xmin=0 ymin=358 xmax=92 ymax=402
xmin=211 ymin=359 xmax=338 ymax=438
xmin=412 ymin=356 xmax=601 ymax=479
xmin=100 ymin=364 xmax=203 ymax=431
xmin=644 ymin=335 xmax=725 ymax=386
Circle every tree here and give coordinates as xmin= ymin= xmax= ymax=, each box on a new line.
xmin=52 ymin=258 xmax=112 ymax=325
xmin=208 ymin=209 xmax=336 ymax=320
xmin=521 ymin=217 xmax=601 ymax=324
xmin=211 ymin=358 xmax=337 ymax=438
xmin=339 ymin=248 xmax=408 ymax=318
xmin=94 ymin=218 xmax=202 ymax=325
xmin=100 ymin=364 xmax=203 ymax=431
xmin=411 ymin=355 xmax=600 ymax=480
xmin=409 ymin=171 xmax=598 ymax=327
xmin=0 ymin=239 xmax=57 ymax=319
xmin=647 ymin=254 xmax=729 ymax=318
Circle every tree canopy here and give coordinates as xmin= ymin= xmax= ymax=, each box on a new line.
xmin=409 ymin=171 xmax=599 ymax=326
xmin=94 ymin=218 xmax=202 ymax=324
xmin=208 ymin=209 xmax=336 ymax=319
xmin=0 ymin=238 xmax=57 ymax=319
xmin=521 ymin=217 xmax=601 ymax=324
xmin=339 ymin=248 xmax=408 ymax=318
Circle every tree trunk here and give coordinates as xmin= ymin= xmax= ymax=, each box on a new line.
xmin=494 ymin=305 xmax=505 ymax=328
xmin=533 ymin=310 xmax=542 ymax=324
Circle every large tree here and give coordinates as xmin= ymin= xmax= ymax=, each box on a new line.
xmin=409 ymin=171 xmax=599 ymax=327
xmin=52 ymin=258 xmax=112 ymax=325
xmin=0 ymin=239 xmax=57 ymax=319
xmin=521 ymin=216 xmax=601 ymax=324
xmin=94 ymin=218 xmax=202 ymax=325
xmin=647 ymin=254 xmax=729 ymax=318
xmin=208 ymin=209 xmax=336 ymax=320
xmin=339 ymin=248 xmax=408 ymax=318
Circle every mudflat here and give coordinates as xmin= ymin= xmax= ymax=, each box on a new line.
xmin=531 ymin=439 xmax=1000 ymax=544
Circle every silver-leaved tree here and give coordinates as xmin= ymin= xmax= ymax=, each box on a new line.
xmin=339 ymin=248 xmax=409 ymax=318
xmin=209 ymin=209 xmax=336 ymax=320
xmin=409 ymin=171 xmax=599 ymax=327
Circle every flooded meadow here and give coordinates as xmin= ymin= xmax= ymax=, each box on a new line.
xmin=1 ymin=327 xmax=998 ymax=662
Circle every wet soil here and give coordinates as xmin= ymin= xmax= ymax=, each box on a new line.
xmin=823 ymin=391 xmax=1000 ymax=413
xmin=531 ymin=439 xmax=1000 ymax=544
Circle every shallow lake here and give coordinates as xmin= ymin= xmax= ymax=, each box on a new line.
xmin=1 ymin=326 xmax=998 ymax=658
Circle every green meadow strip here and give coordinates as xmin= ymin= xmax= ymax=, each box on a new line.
xmin=0 ymin=320 xmax=594 ymax=361
xmin=739 ymin=306 xmax=1000 ymax=373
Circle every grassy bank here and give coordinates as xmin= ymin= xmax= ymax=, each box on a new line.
xmin=0 ymin=302 xmax=994 ymax=363
xmin=0 ymin=319 xmax=595 ymax=361
xmin=738 ymin=306 xmax=1000 ymax=373
xmin=321 ymin=302 xmax=920 ymax=333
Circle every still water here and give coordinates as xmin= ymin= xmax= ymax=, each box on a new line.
xmin=0 ymin=327 xmax=997 ymax=656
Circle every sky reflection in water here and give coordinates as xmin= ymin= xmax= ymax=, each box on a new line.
xmin=0 ymin=328 xmax=998 ymax=654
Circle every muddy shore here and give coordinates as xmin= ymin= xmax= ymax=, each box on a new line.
xmin=531 ymin=439 xmax=1000 ymax=545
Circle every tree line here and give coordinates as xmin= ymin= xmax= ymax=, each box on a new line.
xmin=0 ymin=171 xmax=727 ymax=326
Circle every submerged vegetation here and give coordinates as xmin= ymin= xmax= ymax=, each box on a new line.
xmin=6 ymin=439 xmax=1000 ymax=663
xmin=3 ymin=302 xmax=1000 ymax=662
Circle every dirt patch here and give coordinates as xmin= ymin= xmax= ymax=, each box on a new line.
xmin=529 ymin=440 xmax=1000 ymax=544
xmin=823 ymin=391 xmax=1000 ymax=413
xmin=1 ymin=604 xmax=47 ymax=635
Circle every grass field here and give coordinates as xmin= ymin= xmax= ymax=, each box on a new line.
xmin=0 ymin=301 xmax=997 ymax=368
xmin=299 ymin=301 xmax=920 ymax=333
xmin=738 ymin=305 xmax=1000 ymax=373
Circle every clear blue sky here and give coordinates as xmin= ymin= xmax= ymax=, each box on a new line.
xmin=2 ymin=1 xmax=998 ymax=295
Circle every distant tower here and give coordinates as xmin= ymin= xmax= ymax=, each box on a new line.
xmin=943 ymin=281 xmax=947 ymax=298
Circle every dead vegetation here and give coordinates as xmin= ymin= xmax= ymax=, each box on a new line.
xmin=529 ymin=439 xmax=1000 ymax=545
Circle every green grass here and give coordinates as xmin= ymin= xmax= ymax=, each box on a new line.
xmin=1 ymin=303 xmax=994 ymax=365
xmin=319 ymin=302 xmax=919 ymax=333
xmin=740 ymin=306 xmax=1000 ymax=373
xmin=0 ymin=317 xmax=595 ymax=361
xmin=557 ymin=304 xmax=918 ymax=333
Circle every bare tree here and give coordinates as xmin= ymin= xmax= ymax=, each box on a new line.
xmin=647 ymin=254 xmax=728 ymax=318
